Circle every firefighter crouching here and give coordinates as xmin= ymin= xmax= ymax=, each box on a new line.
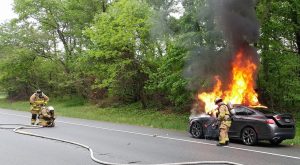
xmin=38 ymin=106 xmax=55 ymax=127
xmin=215 ymin=97 xmax=232 ymax=146
xmin=29 ymin=89 xmax=49 ymax=125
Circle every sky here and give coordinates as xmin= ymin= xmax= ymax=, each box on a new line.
xmin=170 ymin=2 xmax=184 ymax=19
xmin=0 ymin=0 xmax=17 ymax=23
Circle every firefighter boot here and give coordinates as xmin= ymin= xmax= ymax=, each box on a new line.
xmin=31 ymin=119 xmax=36 ymax=125
xmin=217 ymin=143 xmax=226 ymax=146
xmin=31 ymin=114 xmax=38 ymax=125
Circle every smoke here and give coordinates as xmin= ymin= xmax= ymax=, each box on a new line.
xmin=184 ymin=0 xmax=260 ymax=91
xmin=149 ymin=0 xmax=183 ymax=39
xmin=215 ymin=0 xmax=259 ymax=47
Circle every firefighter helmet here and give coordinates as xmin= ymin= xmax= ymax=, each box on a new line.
xmin=214 ymin=97 xmax=223 ymax=104
xmin=48 ymin=106 xmax=54 ymax=111
xmin=36 ymin=89 xmax=42 ymax=94
xmin=36 ymin=89 xmax=44 ymax=98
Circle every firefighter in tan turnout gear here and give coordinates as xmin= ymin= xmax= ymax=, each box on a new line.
xmin=38 ymin=106 xmax=55 ymax=127
xmin=29 ymin=89 xmax=49 ymax=125
xmin=215 ymin=97 xmax=232 ymax=146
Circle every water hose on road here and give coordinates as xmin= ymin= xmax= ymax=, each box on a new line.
xmin=0 ymin=124 xmax=243 ymax=165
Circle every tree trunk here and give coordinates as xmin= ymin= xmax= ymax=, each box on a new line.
xmin=296 ymin=30 xmax=300 ymax=55
xmin=289 ymin=0 xmax=300 ymax=55
xmin=101 ymin=0 xmax=107 ymax=12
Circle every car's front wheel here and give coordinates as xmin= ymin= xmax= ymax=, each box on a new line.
xmin=190 ymin=122 xmax=203 ymax=138
xmin=241 ymin=127 xmax=257 ymax=145
xmin=269 ymin=139 xmax=283 ymax=145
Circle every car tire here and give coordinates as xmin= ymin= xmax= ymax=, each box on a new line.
xmin=190 ymin=122 xmax=203 ymax=138
xmin=241 ymin=127 xmax=257 ymax=146
xmin=269 ymin=139 xmax=283 ymax=145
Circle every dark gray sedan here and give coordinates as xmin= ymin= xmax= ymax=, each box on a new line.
xmin=189 ymin=105 xmax=296 ymax=145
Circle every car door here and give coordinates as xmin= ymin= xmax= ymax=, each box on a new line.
xmin=229 ymin=107 xmax=250 ymax=138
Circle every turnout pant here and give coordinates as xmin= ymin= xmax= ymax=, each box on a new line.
xmin=219 ymin=121 xmax=231 ymax=144
xmin=30 ymin=108 xmax=40 ymax=125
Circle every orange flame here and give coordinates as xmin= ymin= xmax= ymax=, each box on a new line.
xmin=198 ymin=49 xmax=260 ymax=112
xmin=198 ymin=76 xmax=222 ymax=113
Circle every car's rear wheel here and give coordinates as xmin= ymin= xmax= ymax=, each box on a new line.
xmin=269 ymin=139 xmax=283 ymax=145
xmin=241 ymin=127 xmax=257 ymax=146
xmin=190 ymin=122 xmax=203 ymax=138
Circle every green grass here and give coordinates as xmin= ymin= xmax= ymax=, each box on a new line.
xmin=0 ymin=98 xmax=189 ymax=131
xmin=0 ymin=93 xmax=7 ymax=99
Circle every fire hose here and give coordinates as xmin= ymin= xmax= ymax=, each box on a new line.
xmin=0 ymin=124 xmax=243 ymax=165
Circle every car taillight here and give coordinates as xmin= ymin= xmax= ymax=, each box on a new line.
xmin=274 ymin=115 xmax=281 ymax=121
xmin=266 ymin=119 xmax=275 ymax=124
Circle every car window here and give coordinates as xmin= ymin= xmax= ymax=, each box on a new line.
xmin=254 ymin=108 xmax=277 ymax=115
xmin=245 ymin=108 xmax=255 ymax=115
xmin=234 ymin=107 xmax=248 ymax=115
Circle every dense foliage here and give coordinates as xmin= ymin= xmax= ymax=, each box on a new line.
xmin=0 ymin=0 xmax=299 ymax=112
xmin=256 ymin=0 xmax=300 ymax=111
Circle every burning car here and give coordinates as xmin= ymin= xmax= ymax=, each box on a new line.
xmin=189 ymin=105 xmax=296 ymax=146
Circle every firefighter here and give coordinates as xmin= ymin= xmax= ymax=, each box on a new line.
xmin=215 ymin=97 xmax=231 ymax=146
xmin=38 ymin=106 xmax=55 ymax=127
xmin=29 ymin=89 xmax=49 ymax=125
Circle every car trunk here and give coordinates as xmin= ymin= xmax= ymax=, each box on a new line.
xmin=265 ymin=114 xmax=295 ymax=128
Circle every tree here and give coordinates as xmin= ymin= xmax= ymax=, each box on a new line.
xmin=13 ymin=0 xmax=104 ymax=73
xmin=256 ymin=0 xmax=300 ymax=110
xmin=145 ymin=0 xmax=225 ymax=110
xmin=0 ymin=21 xmax=67 ymax=99
xmin=84 ymin=0 xmax=153 ymax=106
xmin=0 ymin=0 xmax=106 ymax=98
xmin=146 ymin=42 xmax=191 ymax=110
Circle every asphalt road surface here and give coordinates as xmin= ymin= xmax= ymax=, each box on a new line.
xmin=0 ymin=108 xmax=299 ymax=165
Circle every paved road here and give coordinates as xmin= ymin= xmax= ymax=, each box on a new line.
xmin=0 ymin=108 xmax=299 ymax=165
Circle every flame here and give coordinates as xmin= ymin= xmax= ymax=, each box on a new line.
xmin=198 ymin=76 xmax=222 ymax=113
xmin=198 ymin=49 xmax=260 ymax=112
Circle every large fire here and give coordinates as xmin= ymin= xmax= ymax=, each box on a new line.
xmin=198 ymin=49 xmax=260 ymax=112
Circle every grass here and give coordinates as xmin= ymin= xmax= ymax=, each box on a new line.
xmin=0 ymin=93 xmax=7 ymax=99
xmin=0 ymin=98 xmax=299 ymax=145
xmin=0 ymin=98 xmax=189 ymax=131
xmin=283 ymin=112 xmax=300 ymax=145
